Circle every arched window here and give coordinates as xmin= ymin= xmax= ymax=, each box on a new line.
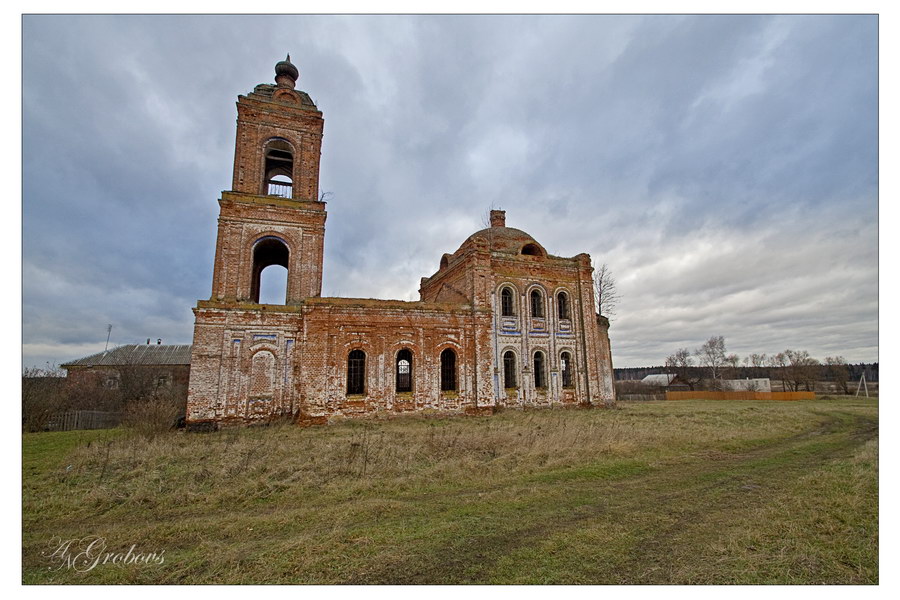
xmin=530 ymin=289 xmax=544 ymax=318
xmin=521 ymin=243 xmax=542 ymax=256
xmin=501 ymin=287 xmax=515 ymax=317
xmin=263 ymin=138 xmax=294 ymax=198
xmin=347 ymin=350 xmax=366 ymax=395
xmin=503 ymin=351 xmax=517 ymax=389
xmin=557 ymin=291 xmax=570 ymax=320
xmin=440 ymin=348 xmax=457 ymax=392
xmin=251 ymin=237 xmax=289 ymax=304
xmin=534 ymin=351 xmax=547 ymax=389
xmin=396 ymin=349 xmax=413 ymax=393
xmin=561 ymin=351 xmax=574 ymax=388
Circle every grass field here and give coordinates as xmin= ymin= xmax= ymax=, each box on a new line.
xmin=22 ymin=396 xmax=877 ymax=584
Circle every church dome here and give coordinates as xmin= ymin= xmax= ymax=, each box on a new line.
xmin=275 ymin=54 xmax=299 ymax=81
xmin=457 ymin=211 xmax=547 ymax=257
xmin=274 ymin=54 xmax=299 ymax=89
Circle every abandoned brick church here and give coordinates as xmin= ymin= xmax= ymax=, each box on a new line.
xmin=185 ymin=57 xmax=615 ymax=428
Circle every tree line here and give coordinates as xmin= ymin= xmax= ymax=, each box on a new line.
xmin=615 ymin=362 xmax=876 ymax=384
xmin=586 ymin=264 xmax=877 ymax=393
xmin=664 ymin=336 xmax=874 ymax=392
xmin=613 ymin=336 xmax=876 ymax=393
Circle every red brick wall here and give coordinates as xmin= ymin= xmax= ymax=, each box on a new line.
xmin=186 ymin=64 xmax=616 ymax=428
xmin=231 ymin=93 xmax=323 ymax=202
xmin=209 ymin=193 xmax=325 ymax=303
xmin=188 ymin=241 xmax=617 ymax=426
xmin=187 ymin=299 xmax=494 ymax=425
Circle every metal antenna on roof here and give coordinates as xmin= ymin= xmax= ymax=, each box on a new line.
xmin=104 ymin=324 xmax=113 ymax=352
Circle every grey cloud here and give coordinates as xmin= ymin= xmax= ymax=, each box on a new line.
xmin=23 ymin=15 xmax=877 ymax=368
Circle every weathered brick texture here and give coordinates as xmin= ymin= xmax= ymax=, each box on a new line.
xmin=186 ymin=59 xmax=616 ymax=428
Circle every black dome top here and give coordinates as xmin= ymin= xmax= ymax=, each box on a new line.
xmin=275 ymin=54 xmax=299 ymax=81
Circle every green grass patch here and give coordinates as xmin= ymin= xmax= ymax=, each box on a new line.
xmin=22 ymin=396 xmax=877 ymax=584
xmin=525 ymin=459 xmax=651 ymax=483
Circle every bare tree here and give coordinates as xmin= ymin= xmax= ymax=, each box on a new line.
xmin=665 ymin=348 xmax=702 ymax=390
xmin=801 ymin=355 xmax=821 ymax=392
xmin=22 ymin=364 xmax=68 ymax=432
xmin=112 ymin=365 xmax=183 ymax=438
xmin=769 ymin=352 xmax=789 ymax=391
xmin=723 ymin=353 xmax=742 ymax=379
xmin=102 ymin=352 xmax=186 ymax=435
xmin=594 ymin=262 xmax=620 ymax=319
xmin=823 ymin=356 xmax=851 ymax=394
xmin=744 ymin=353 xmax=768 ymax=369
xmin=783 ymin=349 xmax=819 ymax=392
xmin=695 ymin=336 xmax=727 ymax=384
xmin=65 ymin=370 xmax=121 ymax=412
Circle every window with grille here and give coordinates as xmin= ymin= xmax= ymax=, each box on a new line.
xmin=561 ymin=351 xmax=574 ymax=388
xmin=396 ymin=349 xmax=413 ymax=393
xmin=440 ymin=348 xmax=457 ymax=391
xmin=557 ymin=291 xmax=570 ymax=320
xmin=347 ymin=350 xmax=366 ymax=395
xmin=263 ymin=138 xmax=294 ymax=198
xmin=531 ymin=289 xmax=544 ymax=317
xmin=501 ymin=287 xmax=515 ymax=316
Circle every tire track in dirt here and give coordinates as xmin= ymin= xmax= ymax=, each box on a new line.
xmin=345 ymin=412 xmax=876 ymax=584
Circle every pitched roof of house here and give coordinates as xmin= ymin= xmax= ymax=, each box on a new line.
xmin=61 ymin=344 xmax=192 ymax=368
xmin=641 ymin=373 xmax=676 ymax=386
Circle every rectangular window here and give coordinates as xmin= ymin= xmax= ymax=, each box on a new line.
xmin=534 ymin=352 xmax=547 ymax=389
xmin=347 ymin=350 xmax=365 ymax=395
xmin=441 ymin=349 xmax=457 ymax=391
xmin=501 ymin=289 xmax=515 ymax=317
xmin=561 ymin=352 xmax=574 ymax=388
xmin=503 ymin=352 xmax=517 ymax=389
xmin=396 ymin=350 xmax=413 ymax=393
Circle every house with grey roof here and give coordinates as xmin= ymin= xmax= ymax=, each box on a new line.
xmin=61 ymin=343 xmax=192 ymax=411
xmin=640 ymin=373 xmax=677 ymax=387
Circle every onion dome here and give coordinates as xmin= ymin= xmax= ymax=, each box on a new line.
xmin=275 ymin=54 xmax=299 ymax=88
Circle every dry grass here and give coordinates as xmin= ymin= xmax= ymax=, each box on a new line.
xmin=22 ymin=396 xmax=877 ymax=584
xmin=121 ymin=395 xmax=181 ymax=440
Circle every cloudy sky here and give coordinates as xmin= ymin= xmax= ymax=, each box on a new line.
xmin=22 ymin=14 xmax=878 ymax=368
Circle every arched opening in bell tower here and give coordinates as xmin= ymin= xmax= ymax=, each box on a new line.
xmin=251 ymin=236 xmax=290 ymax=304
xmin=263 ymin=138 xmax=294 ymax=198
xmin=257 ymin=265 xmax=288 ymax=304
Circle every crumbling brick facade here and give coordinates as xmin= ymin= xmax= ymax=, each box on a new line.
xmin=186 ymin=57 xmax=615 ymax=428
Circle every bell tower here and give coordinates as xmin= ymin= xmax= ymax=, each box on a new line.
xmin=209 ymin=55 xmax=326 ymax=304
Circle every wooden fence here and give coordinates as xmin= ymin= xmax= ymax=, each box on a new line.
xmin=665 ymin=391 xmax=816 ymax=401
xmin=618 ymin=393 xmax=666 ymax=402
xmin=46 ymin=410 xmax=122 ymax=432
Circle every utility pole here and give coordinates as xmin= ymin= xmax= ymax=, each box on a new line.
xmin=855 ymin=373 xmax=869 ymax=398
